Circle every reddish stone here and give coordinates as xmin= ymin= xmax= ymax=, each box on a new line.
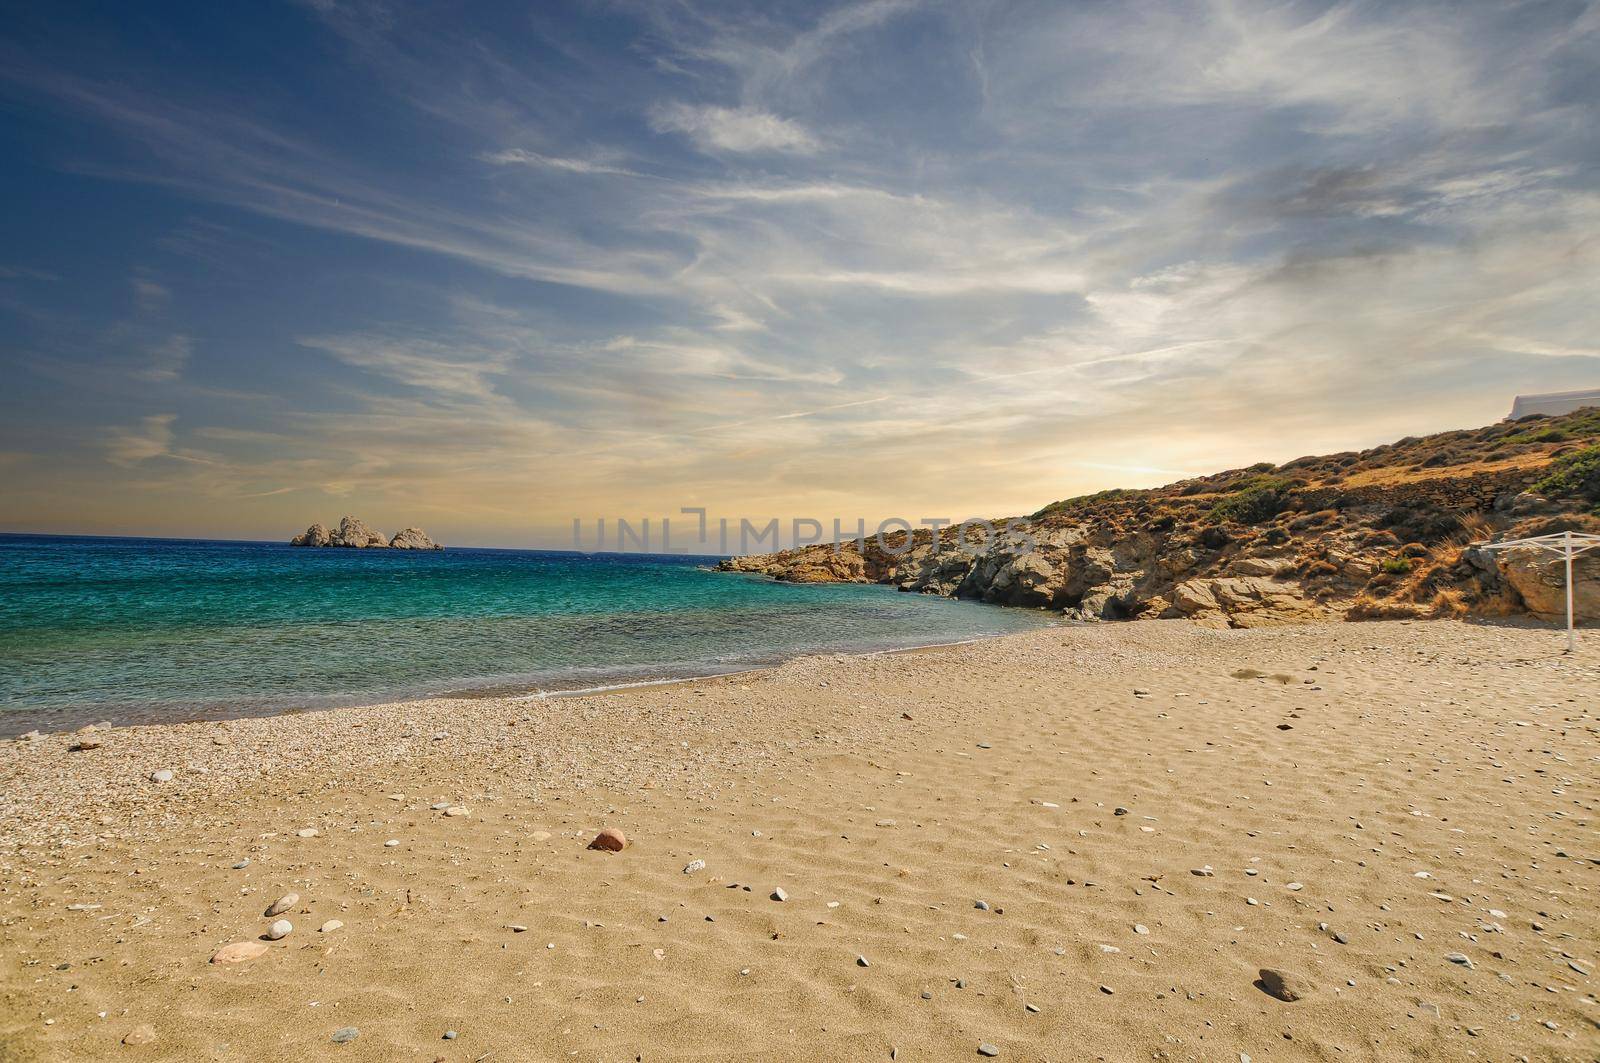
xmin=210 ymin=941 xmax=269 ymax=964
xmin=587 ymin=828 xmax=627 ymax=852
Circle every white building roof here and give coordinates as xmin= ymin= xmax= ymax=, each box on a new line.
xmin=1508 ymin=388 xmax=1600 ymax=420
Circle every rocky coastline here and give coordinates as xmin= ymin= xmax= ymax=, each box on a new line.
xmin=717 ymin=408 xmax=1600 ymax=628
xmin=290 ymin=515 xmax=442 ymax=550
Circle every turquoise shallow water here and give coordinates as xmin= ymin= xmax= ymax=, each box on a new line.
xmin=0 ymin=534 xmax=1054 ymax=733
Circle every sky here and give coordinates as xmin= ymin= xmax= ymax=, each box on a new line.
xmin=1 ymin=0 xmax=1598 ymax=549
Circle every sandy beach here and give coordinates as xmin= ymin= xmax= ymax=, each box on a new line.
xmin=1 ymin=619 xmax=1596 ymax=1062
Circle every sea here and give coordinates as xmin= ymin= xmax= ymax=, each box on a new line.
xmin=0 ymin=534 xmax=1054 ymax=734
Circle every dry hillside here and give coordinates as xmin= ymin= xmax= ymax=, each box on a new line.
xmin=718 ymin=407 xmax=1600 ymax=627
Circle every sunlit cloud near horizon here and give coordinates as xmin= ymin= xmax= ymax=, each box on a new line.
xmin=2 ymin=1 xmax=1597 ymax=548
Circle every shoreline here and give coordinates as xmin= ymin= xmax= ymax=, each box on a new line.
xmin=3 ymin=619 xmax=1595 ymax=1061
xmin=0 ymin=616 xmax=1060 ymax=738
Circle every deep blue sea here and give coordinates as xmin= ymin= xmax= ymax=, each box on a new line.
xmin=0 ymin=535 xmax=1053 ymax=733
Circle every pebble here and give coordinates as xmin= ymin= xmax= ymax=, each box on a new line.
xmin=430 ymin=801 xmax=450 ymax=810
xmin=1134 ymin=924 xmax=1149 ymax=935
xmin=265 ymin=919 xmax=292 ymax=940
xmin=771 ymin=887 xmax=789 ymax=902
xmin=978 ymin=1043 xmax=1000 ymax=1057
xmin=1099 ymin=984 xmax=1114 ymax=995
xmin=69 ymin=738 xmax=102 ymax=752
xmin=121 ymin=1024 xmax=157 ymax=1046
xmin=443 ymin=805 xmax=468 ymax=817
xmin=443 ymin=1031 xmax=457 ymax=1040
xmin=1113 ymin=807 xmax=1129 ymax=816
xmin=1190 ymin=867 xmax=1214 ymax=877
xmin=264 ymin=893 xmax=298 ymax=917
xmin=507 ymin=924 xmax=529 ymax=933
xmin=857 ymin=955 xmax=871 ymax=967
xmin=974 ymin=900 xmax=990 ymax=911
xmin=1445 ymin=952 xmax=1474 ymax=969
xmin=296 ymin=828 xmax=318 ymax=838
xmin=384 ymin=839 xmax=400 ymax=847
xmin=330 ymin=1027 xmax=359 ymax=1044
xmin=231 ymin=859 xmax=249 ymax=870
xmin=318 ymin=920 xmax=343 ymax=933
xmin=210 ymin=941 xmax=268 ymax=964
xmin=149 ymin=770 xmax=174 ymax=784
xmin=1285 ymin=882 xmax=1303 ymax=891
xmin=588 ymin=828 xmax=627 ymax=852
xmin=683 ymin=859 xmax=706 ymax=874
xmin=1024 ymin=1003 xmax=1040 ymax=1014
xmin=1258 ymin=968 xmax=1310 ymax=1002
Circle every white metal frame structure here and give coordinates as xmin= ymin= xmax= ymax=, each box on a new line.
xmin=1473 ymin=530 xmax=1600 ymax=652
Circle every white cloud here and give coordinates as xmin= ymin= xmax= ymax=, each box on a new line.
xmin=649 ymin=103 xmax=818 ymax=154
xmin=479 ymin=149 xmax=644 ymax=178
xmin=105 ymin=414 xmax=177 ymax=465
xmin=138 ymin=334 xmax=193 ymax=382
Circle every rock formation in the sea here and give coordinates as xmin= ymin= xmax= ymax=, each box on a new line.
xmin=716 ymin=406 xmax=1600 ymax=627
xmin=388 ymin=527 xmax=442 ymax=550
xmin=290 ymin=516 xmax=443 ymax=549
xmin=290 ymin=522 xmax=332 ymax=547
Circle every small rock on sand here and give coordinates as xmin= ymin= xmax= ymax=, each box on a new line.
xmin=121 ymin=1024 xmax=157 ymax=1046
xmin=1258 ymin=968 xmax=1310 ymax=1001
xmin=588 ymin=828 xmax=627 ymax=852
xmin=265 ymin=919 xmax=292 ymax=940
xmin=330 ymin=1027 xmax=359 ymax=1044
xmin=295 ymin=828 xmax=318 ymax=838
xmin=264 ymin=893 xmax=298 ymax=917
xmin=149 ymin=770 xmax=174 ymax=784
xmin=683 ymin=859 xmax=706 ymax=874
xmin=443 ymin=805 xmax=468 ymax=817
xmin=319 ymin=920 xmax=343 ymax=933
xmin=978 ymin=1044 xmax=1000 ymax=1057
xmin=210 ymin=941 xmax=268 ymax=964
xmin=771 ymin=887 xmax=788 ymax=901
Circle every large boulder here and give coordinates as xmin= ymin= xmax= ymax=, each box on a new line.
xmin=331 ymin=515 xmax=388 ymax=548
xmin=389 ymin=527 xmax=442 ymax=550
xmin=1500 ymin=547 xmax=1600 ymax=622
xmin=290 ymin=523 xmax=331 ymax=547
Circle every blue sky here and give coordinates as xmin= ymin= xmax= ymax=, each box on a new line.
xmin=2 ymin=0 xmax=1597 ymax=547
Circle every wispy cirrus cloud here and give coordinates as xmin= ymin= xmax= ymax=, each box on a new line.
xmin=1 ymin=0 xmax=1596 ymax=544
xmin=648 ymin=103 xmax=819 ymax=154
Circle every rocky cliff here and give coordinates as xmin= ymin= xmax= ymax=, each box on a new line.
xmin=291 ymin=516 xmax=442 ymax=550
xmin=718 ymin=408 xmax=1600 ymax=627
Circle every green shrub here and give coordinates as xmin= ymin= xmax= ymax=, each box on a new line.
xmin=1533 ymin=444 xmax=1600 ymax=502
xmin=1032 ymin=487 xmax=1135 ymax=518
xmin=1381 ymin=557 xmax=1413 ymax=575
xmin=1209 ymin=477 xmax=1292 ymax=524
xmin=1506 ymin=408 xmax=1600 ymax=445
